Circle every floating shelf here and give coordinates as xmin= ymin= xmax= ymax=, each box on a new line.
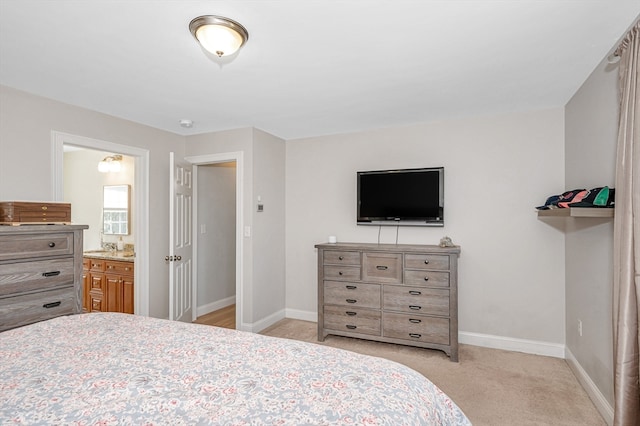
xmin=537 ymin=208 xmax=614 ymax=218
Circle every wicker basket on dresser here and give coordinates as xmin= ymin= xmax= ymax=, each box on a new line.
xmin=316 ymin=242 xmax=461 ymax=361
xmin=0 ymin=224 xmax=88 ymax=332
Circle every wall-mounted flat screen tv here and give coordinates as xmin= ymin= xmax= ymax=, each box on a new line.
xmin=357 ymin=167 xmax=444 ymax=227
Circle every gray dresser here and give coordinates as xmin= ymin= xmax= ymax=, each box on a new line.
xmin=0 ymin=224 xmax=88 ymax=331
xmin=316 ymin=242 xmax=461 ymax=361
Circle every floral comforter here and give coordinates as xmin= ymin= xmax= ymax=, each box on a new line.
xmin=0 ymin=313 xmax=471 ymax=425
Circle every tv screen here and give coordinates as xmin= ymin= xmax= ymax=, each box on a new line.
xmin=357 ymin=167 xmax=444 ymax=226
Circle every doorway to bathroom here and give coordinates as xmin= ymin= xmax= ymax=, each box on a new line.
xmin=52 ymin=131 xmax=150 ymax=316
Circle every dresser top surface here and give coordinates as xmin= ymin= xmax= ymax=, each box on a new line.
xmin=315 ymin=242 xmax=460 ymax=254
xmin=0 ymin=224 xmax=89 ymax=234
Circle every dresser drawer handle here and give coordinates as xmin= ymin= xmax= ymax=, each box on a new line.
xmin=42 ymin=271 xmax=61 ymax=277
xmin=424 ymin=276 xmax=430 ymax=281
xmin=346 ymin=285 xmax=357 ymax=290
xmin=345 ymin=311 xmax=357 ymax=316
xmin=43 ymin=301 xmax=62 ymax=309
xmin=409 ymin=305 xmax=422 ymax=310
xmin=424 ymin=260 xmax=429 ymax=264
xmin=346 ymin=299 xmax=357 ymax=304
xmin=346 ymin=325 xmax=357 ymax=330
xmin=409 ymin=318 xmax=422 ymax=324
xmin=409 ymin=333 xmax=422 ymax=338
xmin=409 ymin=290 xmax=421 ymax=295
xmin=376 ymin=265 xmax=388 ymax=270
xmin=48 ymin=242 xmax=56 ymax=248
xmin=339 ymin=256 xmax=344 ymax=260
xmin=338 ymin=271 xmax=343 ymax=276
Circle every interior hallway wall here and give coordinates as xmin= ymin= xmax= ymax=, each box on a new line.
xmin=196 ymin=162 xmax=237 ymax=313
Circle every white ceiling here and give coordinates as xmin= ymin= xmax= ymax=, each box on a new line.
xmin=0 ymin=1 xmax=638 ymax=140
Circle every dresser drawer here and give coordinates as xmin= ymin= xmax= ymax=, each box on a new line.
xmin=88 ymin=259 xmax=106 ymax=272
xmin=404 ymin=254 xmax=450 ymax=271
xmin=383 ymin=285 xmax=449 ymax=316
xmin=323 ymin=265 xmax=361 ymax=281
xmin=0 ymin=258 xmax=74 ymax=296
xmin=0 ymin=233 xmax=74 ymax=261
xmin=324 ymin=281 xmax=380 ymax=309
xmin=324 ymin=305 xmax=381 ymax=336
xmin=105 ymin=260 xmax=134 ymax=276
xmin=0 ymin=286 xmax=76 ymax=331
xmin=383 ymin=312 xmax=450 ymax=345
xmin=17 ymin=211 xmax=70 ymax=222
xmin=363 ymin=252 xmax=402 ymax=283
xmin=323 ymin=250 xmax=361 ymax=266
xmin=404 ymin=270 xmax=450 ymax=287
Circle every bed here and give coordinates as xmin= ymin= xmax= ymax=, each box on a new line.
xmin=0 ymin=313 xmax=471 ymax=425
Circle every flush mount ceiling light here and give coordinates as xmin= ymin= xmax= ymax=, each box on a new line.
xmin=98 ymin=155 xmax=123 ymax=173
xmin=189 ymin=15 xmax=249 ymax=57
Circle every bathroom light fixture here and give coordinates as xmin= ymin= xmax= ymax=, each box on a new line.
xmin=189 ymin=15 xmax=249 ymax=57
xmin=98 ymin=155 xmax=123 ymax=173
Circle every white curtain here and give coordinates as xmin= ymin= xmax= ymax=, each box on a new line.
xmin=613 ymin=20 xmax=640 ymax=426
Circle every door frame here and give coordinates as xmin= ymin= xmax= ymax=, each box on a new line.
xmin=184 ymin=152 xmax=244 ymax=331
xmin=52 ymin=131 xmax=150 ymax=316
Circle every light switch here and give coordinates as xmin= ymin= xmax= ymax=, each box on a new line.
xmin=244 ymin=226 xmax=251 ymax=237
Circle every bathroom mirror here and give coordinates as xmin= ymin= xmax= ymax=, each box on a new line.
xmin=103 ymin=185 xmax=130 ymax=235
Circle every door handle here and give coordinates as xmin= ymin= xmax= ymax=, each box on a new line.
xmin=165 ymin=255 xmax=174 ymax=261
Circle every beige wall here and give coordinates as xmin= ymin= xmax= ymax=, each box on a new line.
xmin=252 ymin=128 xmax=286 ymax=322
xmin=0 ymin=85 xmax=184 ymax=319
xmin=565 ymin=55 xmax=619 ymax=409
xmin=285 ymin=108 xmax=567 ymax=344
xmin=196 ymin=163 xmax=236 ymax=309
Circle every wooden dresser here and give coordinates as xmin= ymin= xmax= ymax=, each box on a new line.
xmin=316 ymin=242 xmax=461 ymax=361
xmin=0 ymin=224 xmax=88 ymax=331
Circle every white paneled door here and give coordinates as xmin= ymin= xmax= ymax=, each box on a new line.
xmin=169 ymin=152 xmax=193 ymax=323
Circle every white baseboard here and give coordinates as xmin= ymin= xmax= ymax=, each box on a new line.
xmin=565 ymin=349 xmax=613 ymax=425
xmin=285 ymin=308 xmax=317 ymax=322
xmin=458 ymin=331 xmax=566 ymax=358
xmin=278 ymin=311 xmax=567 ymax=359
xmin=196 ymin=296 xmax=236 ymax=318
xmin=248 ymin=309 xmax=286 ymax=333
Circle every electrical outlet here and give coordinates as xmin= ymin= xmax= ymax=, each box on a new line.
xmin=578 ymin=320 xmax=583 ymax=337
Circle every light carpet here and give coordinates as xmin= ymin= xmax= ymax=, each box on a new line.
xmin=260 ymin=319 xmax=605 ymax=426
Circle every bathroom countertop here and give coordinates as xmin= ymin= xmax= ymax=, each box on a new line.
xmin=83 ymin=250 xmax=135 ymax=262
